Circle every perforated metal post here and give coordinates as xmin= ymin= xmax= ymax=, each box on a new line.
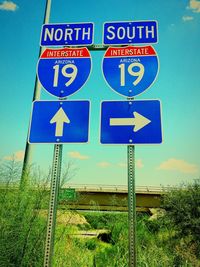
xmin=128 ymin=145 xmax=137 ymax=266
xmin=44 ymin=144 xmax=63 ymax=267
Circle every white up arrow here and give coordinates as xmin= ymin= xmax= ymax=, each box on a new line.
xmin=50 ymin=107 xmax=70 ymax=136
xmin=110 ymin=111 xmax=151 ymax=132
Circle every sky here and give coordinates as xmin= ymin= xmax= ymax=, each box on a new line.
xmin=0 ymin=0 xmax=200 ymax=187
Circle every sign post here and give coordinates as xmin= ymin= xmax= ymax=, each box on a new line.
xmin=102 ymin=20 xmax=160 ymax=266
xmin=100 ymin=99 xmax=162 ymax=267
xmin=44 ymin=144 xmax=63 ymax=267
xmin=127 ymin=144 xmax=136 ymax=266
xmin=36 ymin=23 xmax=93 ymax=267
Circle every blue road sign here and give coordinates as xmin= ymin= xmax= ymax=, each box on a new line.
xmin=103 ymin=21 xmax=158 ymax=45
xmin=37 ymin=47 xmax=92 ymax=98
xmin=40 ymin=23 xmax=94 ymax=46
xmin=100 ymin=100 xmax=162 ymax=145
xmin=102 ymin=46 xmax=159 ymax=97
xmin=29 ymin=100 xmax=90 ymax=144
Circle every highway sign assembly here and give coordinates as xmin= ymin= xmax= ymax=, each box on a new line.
xmin=40 ymin=22 xmax=94 ymax=46
xmin=25 ymin=16 xmax=161 ymax=267
xmin=102 ymin=46 xmax=159 ymax=97
xmin=37 ymin=47 xmax=92 ymax=98
xmin=103 ymin=20 xmax=158 ymax=45
xmin=29 ymin=100 xmax=90 ymax=143
xmin=100 ymin=100 xmax=162 ymax=144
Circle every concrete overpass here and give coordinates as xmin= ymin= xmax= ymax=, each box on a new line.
xmin=59 ymin=184 xmax=166 ymax=212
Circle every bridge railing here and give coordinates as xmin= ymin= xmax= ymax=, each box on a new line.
xmin=64 ymin=184 xmax=169 ymax=193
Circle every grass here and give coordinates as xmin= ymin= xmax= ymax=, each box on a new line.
xmin=52 ymin=211 xmax=200 ymax=267
xmin=1 ymin=161 xmax=200 ymax=266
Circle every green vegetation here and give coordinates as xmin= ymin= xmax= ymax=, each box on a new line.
xmin=0 ymin=161 xmax=200 ymax=266
xmin=0 ymin=161 xmax=49 ymax=266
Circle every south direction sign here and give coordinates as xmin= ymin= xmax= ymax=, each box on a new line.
xmin=29 ymin=100 xmax=90 ymax=144
xmin=100 ymin=100 xmax=162 ymax=145
xmin=37 ymin=47 xmax=92 ymax=98
xmin=102 ymin=46 xmax=159 ymax=97
xmin=40 ymin=22 xmax=94 ymax=46
xmin=103 ymin=20 xmax=158 ymax=45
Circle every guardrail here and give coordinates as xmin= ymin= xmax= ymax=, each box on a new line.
xmin=64 ymin=184 xmax=169 ymax=193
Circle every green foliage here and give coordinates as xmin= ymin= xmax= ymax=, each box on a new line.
xmin=53 ymin=225 xmax=96 ymax=267
xmin=0 ymin=161 xmax=49 ymax=267
xmin=91 ymin=212 xmax=128 ymax=266
xmin=84 ymin=211 xmax=128 ymax=230
xmin=162 ymin=180 xmax=200 ymax=257
xmin=1 ymin=159 xmax=200 ymax=266
xmin=85 ymin=239 xmax=97 ymax=250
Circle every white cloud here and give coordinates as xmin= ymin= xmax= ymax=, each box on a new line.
xmin=188 ymin=0 xmax=200 ymax=13
xmin=118 ymin=162 xmax=127 ymax=168
xmin=157 ymin=158 xmax=198 ymax=174
xmin=136 ymin=159 xmax=144 ymax=169
xmin=97 ymin=161 xmax=111 ymax=168
xmin=0 ymin=1 xmax=18 ymax=11
xmin=68 ymin=151 xmax=89 ymax=160
xmin=182 ymin=15 xmax=194 ymax=21
xmin=4 ymin=150 xmax=24 ymax=161
xmin=117 ymin=159 xmax=143 ymax=168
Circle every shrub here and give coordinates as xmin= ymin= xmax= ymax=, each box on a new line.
xmin=0 ymin=161 xmax=49 ymax=267
xmin=84 ymin=212 xmax=127 ymax=230
xmin=85 ymin=239 xmax=97 ymax=250
xmin=162 ymin=180 xmax=200 ymax=258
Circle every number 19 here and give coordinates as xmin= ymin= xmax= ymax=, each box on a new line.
xmin=53 ymin=64 xmax=78 ymax=87
xmin=119 ymin=62 xmax=144 ymax=86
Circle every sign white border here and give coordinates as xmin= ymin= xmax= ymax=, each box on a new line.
xmin=101 ymin=45 xmax=160 ymax=98
xmin=102 ymin=20 xmax=158 ymax=45
xmin=36 ymin=47 xmax=93 ymax=98
xmin=28 ymin=100 xmax=91 ymax=144
xmin=40 ymin=22 xmax=94 ymax=47
xmin=99 ymin=99 xmax=163 ymax=145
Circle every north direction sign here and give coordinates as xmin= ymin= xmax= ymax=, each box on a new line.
xmin=29 ymin=100 xmax=90 ymax=144
xmin=40 ymin=22 xmax=94 ymax=46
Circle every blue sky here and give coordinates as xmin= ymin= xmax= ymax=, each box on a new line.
xmin=0 ymin=0 xmax=200 ymax=186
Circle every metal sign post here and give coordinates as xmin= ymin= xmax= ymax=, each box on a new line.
xmin=128 ymin=144 xmax=136 ymax=267
xmin=44 ymin=144 xmax=63 ymax=267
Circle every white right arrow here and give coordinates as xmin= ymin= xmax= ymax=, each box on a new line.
xmin=50 ymin=107 xmax=70 ymax=137
xmin=110 ymin=112 xmax=151 ymax=132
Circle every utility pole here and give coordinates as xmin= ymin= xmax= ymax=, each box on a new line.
xmin=21 ymin=0 xmax=52 ymax=186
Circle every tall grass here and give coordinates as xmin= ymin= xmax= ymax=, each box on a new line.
xmin=0 ymin=161 xmax=49 ymax=267
xmin=1 ymin=160 xmax=200 ymax=266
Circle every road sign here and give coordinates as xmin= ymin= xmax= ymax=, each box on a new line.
xmin=103 ymin=21 xmax=158 ymax=45
xmin=100 ymin=100 xmax=162 ymax=144
xmin=29 ymin=100 xmax=90 ymax=143
xmin=102 ymin=46 xmax=159 ymax=97
xmin=37 ymin=47 xmax=92 ymax=98
xmin=59 ymin=188 xmax=77 ymax=201
xmin=40 ymin=23 xmax=94 ymax=46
